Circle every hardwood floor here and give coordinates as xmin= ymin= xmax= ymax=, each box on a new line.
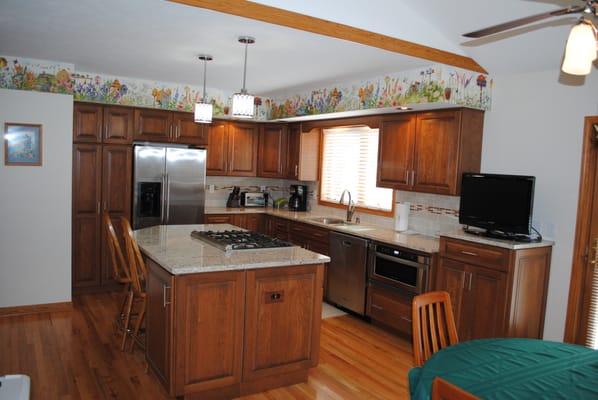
xmin=0 ymin=293 xmax=414 ymax=399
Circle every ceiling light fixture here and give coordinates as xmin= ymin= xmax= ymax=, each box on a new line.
xmin=562 ymin=18 xmax=597 ymax=76
xmin=194 ymin=55 xmax=213 ymax=124
xmin=232 ymin=36 xmax=256 ymax=119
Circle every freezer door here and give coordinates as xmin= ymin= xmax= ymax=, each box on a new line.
xmin=133 ymin=146 xmax=166 ymax=229
xmin=165 ymin=148 xmax=206 ymax=225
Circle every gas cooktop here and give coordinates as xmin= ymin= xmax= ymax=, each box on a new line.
xmin=190 ymin=230 xmax=294 ymax=251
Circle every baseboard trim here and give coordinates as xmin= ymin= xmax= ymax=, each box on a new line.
xmin=0 ymin=301 xmax=73 ymax=317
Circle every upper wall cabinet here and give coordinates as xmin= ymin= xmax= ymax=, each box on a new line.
xmin=258 ymin=124 xmax=288 ymax=178
xmin=103 ymin=106 xmax=134 ymax=144
xmin=376 ymin=109 xmax=484 ymax=195
xmin=134 ymin=109 xmax=173 ymax=142
xmin=173 ymin=113 xmax=208 ymax=145
xmin=74 ymin=103 xmax=103 ymax=143
xmin=206 ymin=121 xmax=258 ymax=177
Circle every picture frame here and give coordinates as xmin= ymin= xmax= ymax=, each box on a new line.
xmin=4 ymin=123 xmax=43 ymax=166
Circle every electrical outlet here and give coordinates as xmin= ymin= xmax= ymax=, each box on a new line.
xmin=260 ymin=185 xmax=266 ymax=192
xmin=208 ymin=184 xmax=215 ymax=193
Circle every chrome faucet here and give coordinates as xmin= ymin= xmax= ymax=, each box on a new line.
xmin=339 ymin=189 xmax=356 ymax=222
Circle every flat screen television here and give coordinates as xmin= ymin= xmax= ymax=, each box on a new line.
xmin=459 ymin=173 xmax=535 ymax=235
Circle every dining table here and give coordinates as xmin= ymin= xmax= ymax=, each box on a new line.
xmin=409 ymin=338 xmax=598 ymax=399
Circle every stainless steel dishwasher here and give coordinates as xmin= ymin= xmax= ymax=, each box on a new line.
xmin=327 ymin=231 xmax=369 ymax=315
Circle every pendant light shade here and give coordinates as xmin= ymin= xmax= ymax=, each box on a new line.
xmin=562 ymin=19 xmax=597 ymax=76
xmin=195 ymin=55 xmax=213 ymax=124
xmin=232 ymin=36 xmax=255 ymax=119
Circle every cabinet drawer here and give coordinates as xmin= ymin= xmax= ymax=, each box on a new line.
xmin=205 ymin=214 xmax=234 ymax=225
xmin=440 ymin=237 xmax=509 ymax=272
xmin=366 ymin=284 xmax=412 ymax=335
xmin=290 ymin=222 xmax=329 ymax=241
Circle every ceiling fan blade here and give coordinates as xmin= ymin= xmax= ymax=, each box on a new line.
xmin=463 ymin=6 xmax=585 ymax=38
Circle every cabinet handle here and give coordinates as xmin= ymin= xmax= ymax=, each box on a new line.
xmin=468 ymin=272 xmax=473 ymax=291
xmin=405 ymin=170 xmax=409 ymax=185
xmin=295 ymin=165 xmax=298 ymax=177
xmin=461 ymin=250 xmax=478 ymax=257
xmin=411 ymin=170 xmax=415 ymax=186
xmin=270 ymin=292 xmax=281 ymax=301
xmin=372 ymin=304 xmax=384 ymax=310
xmin=400 ymin=316 xmax=412 ymax=323
xmin=163 ymin=284 xmax=171 ymax=308
xmin=97 ymin=201 xmax=101 ymax=215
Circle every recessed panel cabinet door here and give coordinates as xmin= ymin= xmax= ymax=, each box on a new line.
xmin=243 ymin=265 xmax=323 ymax=380
xmin=206 ymin=122 xmax=228 ymax=176
xmin=376 ymin=116 xmax=416 ymax=189
xmin=286 ymin=124 xmax=301 ymax=179
xmin=467 ymin=266 xmax=507 ymax=340
xmin=436 ymin=258 xmax=468 ymax=338
xmin=73 ymin=103 xmax=102 ymax=143
xmin=103 ymin=106 xmax=133 ymax=144
xmin=228 ymin=123 xmax=258 ymax=177
xmin=100 ymin=145 xmax=132 ymax=284
xmin=258 ymin=124 xmax=287 ymax=178
xmin=173 ymin=113 xmax=208 ymax=145
xmin=174 ymin=271 xmax=245 ymax=394
xmin=72 ymin=144 xmax=102 ymax=288
xmin=134 ymin=109 xmax=172 ymax=142
xmin=412 ymin=111 xmax=460 ymax=194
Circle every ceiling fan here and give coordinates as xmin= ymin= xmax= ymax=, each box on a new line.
xmin=463 ymin=0 xmax=598 ymax=75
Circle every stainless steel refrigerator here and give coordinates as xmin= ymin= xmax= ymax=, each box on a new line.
xmin=133 ymin=144 xmax=206 ymax=229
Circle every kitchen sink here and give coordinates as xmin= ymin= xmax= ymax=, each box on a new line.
xmin=307 ymin=217 xmax=346 ymax=225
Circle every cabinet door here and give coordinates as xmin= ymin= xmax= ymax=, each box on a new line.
xmin=100 ymin=145 xmax=132 ymax=285
xmin=73 ymin=103 xmax=102 ymax=143
xmin=376 ymin=115 xmax=416 ymax=189
xmin=467 ymin=266 xmax=507 ymax=340
xmin=258 ymin=124 xmax=287 ymax=178
xmin=436 ymin=257 xmax=468 ymax=338
xmin=286 ymin=124 xmax=301 ymax=179
xmin=173 ymin=112 xmax=208 ymax=145
xmin=269 ymin=217 xmax=289 ymax=241
xmin=134 ymin=108 xmax=173 ymax=142
xmin=146 ymin=257 xmax=174 ymax=394
xmin=206 ymin=122 xmax=228 ymax=176
xmin=174 ymin=271 xmax=245 ymax=394
xmin=228 ymin=123 xmax=258 ymax=177
xmin=72 ymin=144 xmax=102 ymax=288
xmin=413 ymin=111 xmax=460 ymax=194
xmin=204 ymin=214 xmax=234 ymax=225
xmin=244 ymin=214 xmax=263 ymax=232
xmin=244 ymin=265 xmax=323 ymax=380
xmin=103 ymin=106 xmax=133 ymax=144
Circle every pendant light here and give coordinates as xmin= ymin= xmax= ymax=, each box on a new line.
xmin=194 ymin=54 xmax=213 ymax=124
xmin=561 ymin=18 xmax=597 ymax=76
xmin=231 ymin=36 xmax=255 ymax=119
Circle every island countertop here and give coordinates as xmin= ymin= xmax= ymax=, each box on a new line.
xmin=134 ymin=224 xmax=331 ymax=275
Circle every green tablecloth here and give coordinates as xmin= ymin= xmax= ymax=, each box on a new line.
xmin=409 ymin=338 xmax=598 ymax=400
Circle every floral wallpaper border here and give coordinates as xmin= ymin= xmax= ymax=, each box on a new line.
xmin=0 ymin=55 xmax=492 ymax=121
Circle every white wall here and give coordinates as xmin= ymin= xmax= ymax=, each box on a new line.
xmin=482 ymin=70 xmax=598 ymax=340
xmin=0 ymin=89 xmax=72 ymax=307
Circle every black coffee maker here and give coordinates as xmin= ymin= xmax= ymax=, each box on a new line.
xmin=289 ymin=185 xmax=308 ymax=211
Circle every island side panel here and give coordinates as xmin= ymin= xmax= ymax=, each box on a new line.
xmin=241 ymin=263 xmax=324 ymax=393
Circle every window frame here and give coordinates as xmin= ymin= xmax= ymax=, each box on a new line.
xmin=317 ymin=124 xmax=395 ymax=217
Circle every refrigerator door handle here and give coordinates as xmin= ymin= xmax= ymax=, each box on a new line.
xmin=160 ymin=173 xmax=167 ymax=224
xmin=165 ymin=173 xmax=171 ymax=224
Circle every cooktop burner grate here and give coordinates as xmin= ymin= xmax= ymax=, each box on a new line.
xmin=190 ymin=230 xmax=294 ymax=251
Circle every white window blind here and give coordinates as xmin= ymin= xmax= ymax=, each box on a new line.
xmin=320 ymin=126 xmax=393 ymax=212
xmin=586 ymin=238 xmax=598 ymax=349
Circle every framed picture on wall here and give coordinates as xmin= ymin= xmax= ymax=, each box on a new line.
xmin=4 ymin=123 xmax=43 ymax=166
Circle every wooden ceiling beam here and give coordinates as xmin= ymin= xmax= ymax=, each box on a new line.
xmin=169 ymin=0 xmax=487 ymax=74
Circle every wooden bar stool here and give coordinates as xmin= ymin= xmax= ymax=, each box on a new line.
xmin=121 ymin=217 xmax=147 ymax=352
xmin=103 ymin=213 xmax=132 ymax=340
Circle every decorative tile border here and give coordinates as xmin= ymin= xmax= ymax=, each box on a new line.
xmin=406 ymin=203 xmax=459 ymax=217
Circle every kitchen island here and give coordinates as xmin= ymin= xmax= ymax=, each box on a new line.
xmin=134 ymin=224 xmax=330 ymax=400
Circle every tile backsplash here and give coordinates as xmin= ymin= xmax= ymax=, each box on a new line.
xmin=205 ymin=176 xmax=289 ymax=207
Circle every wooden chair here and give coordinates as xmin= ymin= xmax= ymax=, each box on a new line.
xmin=121 ymin=217 xmax=148 ymax=352
xmin=412 ymin=291 xmax=459 ymax=366
xmin=103 ymin=213 xmax=132 ymax=340
xmin=432 ymin=377 xmax=479 ymax=400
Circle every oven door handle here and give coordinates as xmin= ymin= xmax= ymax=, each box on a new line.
xmin=374 ymin=252 xmax=428 ymax=269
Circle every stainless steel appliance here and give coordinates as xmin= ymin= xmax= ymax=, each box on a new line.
xmin=368 ymin=242 xmax=430 ymax=294
xmin=327 ymin=231 xmax=369 ymax=315
xmin=241 ymin=192 xmax=266 ymax=207
xmin=133 ymin=144 xmax=206 ymax=229
xmin=190 ymin=230 xmax=293 ymax=251
xmin=289 ymin=184 xmax=308 ymax=211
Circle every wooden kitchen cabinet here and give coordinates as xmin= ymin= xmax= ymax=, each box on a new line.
xmin=172 ymin=112 xmax=208 ymax=145
xmin=206 ymin=213 xmax=264 ymax=232
xmin=377 ymin=109 xmax=484 ymax=195
xmin=205 ymin=214 xmax=235 ymax=225
xmin=243 ymin=265 xmax=323 ymax=381
xmin=134 ymin=108 xmax=173 ymax=142
xmin=72 ymin=144 xmax=102 ymax=288
xmin=286 ymin=124 xmax=301 ymax=180
xmin=437 ymin=237 xmax=551 ymax=341
xmin=73 ymin=103 xmax=103 ymax=143
xmin=100 ymin=145 xmax=132 ymax=284
xmin=266 ymin=216 xmax=290 ymax=241
xmin=103 ymin=105 xmax=134 ymax=144
xmin=258 ymin=124 xmax=288 ymax=178
xmin=366 ymin=283 xmax=413 ymax=335
xmin=228 ymin=123 xmax=258 ymax=177
xmin=206 ymin=121 xmax=229 ymax=175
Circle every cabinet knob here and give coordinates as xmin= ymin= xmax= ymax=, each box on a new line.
xmin=265 ymin=290 xmax=284 ymax=303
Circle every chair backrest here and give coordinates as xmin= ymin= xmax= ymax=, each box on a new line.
xmin=432 ymin=377 xmax=479 ymax=400
xmin=104 ymin=213 xmax=130 ymax=284
xmin=121 ymin=217 xmax=147 ymax=294
xmin=412 ymin=291 xmax=459 ymax=366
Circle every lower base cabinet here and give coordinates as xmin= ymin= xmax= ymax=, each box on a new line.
xmin=205 ymin=213 xmax=265 ymax=233
xmin=366 ymin=283 xmax=413 ymax=336
xmin=145 ymin=257 xmax=324 ymax=399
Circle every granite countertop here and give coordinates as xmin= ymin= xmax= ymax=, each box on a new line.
xmin=441 ymin=230 xmax=554 ymax=250
xmin=206 ymin=207 xmax=441 ymax=254
xmin=134 ymin=224 xmax=331 ymax=275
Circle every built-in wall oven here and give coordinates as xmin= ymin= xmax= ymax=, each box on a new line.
xmin=368 ymin=242 xmax=431 ymax=294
